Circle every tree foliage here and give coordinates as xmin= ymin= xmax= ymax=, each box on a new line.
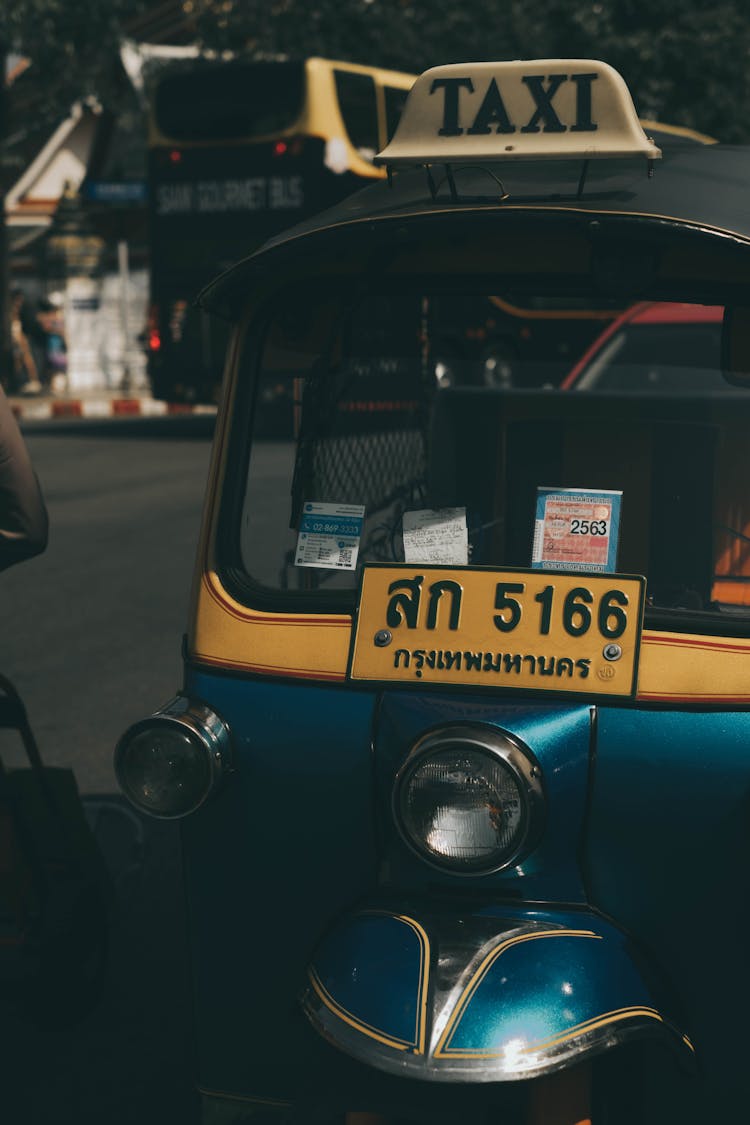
xmin=189 ymin=0 xmax=750 ymax=142
xmin=1 ymin=0 xmax=149 ymax=121
xmin=3 ymin=0 xmax=750 ymax=140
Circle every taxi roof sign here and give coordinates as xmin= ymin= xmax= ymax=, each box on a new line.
xmin=375 ymin=60 xmax=662 ymax=167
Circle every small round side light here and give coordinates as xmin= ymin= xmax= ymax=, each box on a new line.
xmin=114 ymin=697 xmax=231 ymax=819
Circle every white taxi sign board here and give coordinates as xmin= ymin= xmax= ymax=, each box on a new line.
xmin=376 ymin=59 xmax=661 ymax=166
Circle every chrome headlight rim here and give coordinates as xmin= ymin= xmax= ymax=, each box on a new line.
xmin=114 ymin=696 xmax=231 ymax=820
xmin=392 ymin=723 xmax=545 ymax=876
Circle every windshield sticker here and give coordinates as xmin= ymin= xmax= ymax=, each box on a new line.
xmin=403 ymin=507 xmax=468 ymax=565
xmin=532 ymin=488 xmax=622 ymax=573
xmin=295 ymin=501 xmax=365 ymax=571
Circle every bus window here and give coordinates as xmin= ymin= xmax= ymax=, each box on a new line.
xmin=384 ymin=85 xmax=411 ymax=142
xmin=334 ymin=70 xmax=379 ymax=159
xmin=153 ymin=60 xmax=306 ymax=141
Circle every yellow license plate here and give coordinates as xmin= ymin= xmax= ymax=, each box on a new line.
xmin=349 ymin=565 xmax=645 ymax=698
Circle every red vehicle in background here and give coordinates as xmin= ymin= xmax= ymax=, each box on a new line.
xmin=562 ymin=299 xmax=750 ymax=607
xmin=560 ymin=301 xmax=724 ymax=393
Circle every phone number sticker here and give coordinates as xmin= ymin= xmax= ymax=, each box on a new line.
xmin=532 ymin=487 xmax=622 ymax=573
xmin=295 ymin=500 xmax=365 ymax=571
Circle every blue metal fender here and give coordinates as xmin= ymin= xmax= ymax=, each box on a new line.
xmin=302 ymin=903 xmax=694 ymax=1082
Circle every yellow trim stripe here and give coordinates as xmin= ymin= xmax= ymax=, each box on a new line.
xmin=438 ymin=1006 xmax=674 ymax=1061
xmin=190 ymin=572 xmax=750 ymax=703
xmin=636 ymin=629 xmax=750 ymax=703
xmin=309 ymin=968 xmax=414 ymax=1052
xmin=522 ymin=1005 xmax=663 ymax=1053
xmin=435 ymin=929 xmax=600 ymax=1056
xmin=401 ymin=913 xmax=431 ymax=1055
xmin=309 ymin=913 xmax=431 ymax=1054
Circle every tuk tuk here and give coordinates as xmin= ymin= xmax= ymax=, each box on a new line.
xmin=115 ymin=60 xmax=750 ymax=1124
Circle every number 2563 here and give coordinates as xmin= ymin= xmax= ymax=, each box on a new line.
xmin=570 ymin=518 xmax=608 ymax=535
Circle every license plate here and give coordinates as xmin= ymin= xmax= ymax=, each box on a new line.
xmin=349 ymin=565 xmax=645 ymax=698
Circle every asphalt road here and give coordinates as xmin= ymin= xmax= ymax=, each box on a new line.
xmin=1 ymin=415 xmax=215 ymax=1125
xmin=1 ymin=415 xmax=215 ymax=793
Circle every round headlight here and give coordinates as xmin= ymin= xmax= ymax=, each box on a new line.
xmin=394 ymin=725 xmax=544 ymax=874
xmin=114 ymin=697 xmax=230 ymax=819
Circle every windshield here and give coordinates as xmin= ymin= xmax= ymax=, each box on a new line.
xmin=153 ymin=61 xmax=305 ymax=141
xmin=235 ymin=289 xmax=750 ymax=629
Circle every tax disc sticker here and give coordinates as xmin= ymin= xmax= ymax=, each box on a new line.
xmin=295 ymin=501 xmax=365 ymax=570
xmin=531 ymin=487 xmax=622 ymax=573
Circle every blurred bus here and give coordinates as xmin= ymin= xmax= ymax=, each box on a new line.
xmin=145 ymin=57 xmax=414 ymax=404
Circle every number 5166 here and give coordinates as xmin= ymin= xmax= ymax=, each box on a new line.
xmin=494 ymin=582 xmax=629 ymax=639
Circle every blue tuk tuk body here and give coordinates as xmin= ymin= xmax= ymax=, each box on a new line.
xmin=116 ymin=60 xmax=750 ymax=1124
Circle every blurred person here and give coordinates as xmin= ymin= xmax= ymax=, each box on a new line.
xmin=0 ymin=381 xmax=48 ymax=569
xmin=35 ymin=296 xmax=67 ymax=393
xmin=9 ymin=288 xmax=42 ymax=395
